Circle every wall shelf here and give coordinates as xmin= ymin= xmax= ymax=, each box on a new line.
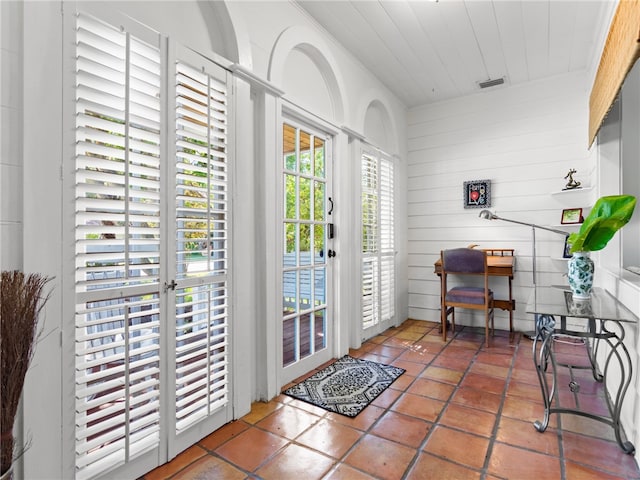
xmin=551 ymin=186 xmax=594 ymax=196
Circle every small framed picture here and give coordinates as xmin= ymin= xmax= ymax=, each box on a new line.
xmin=561 ymin=208 xmax=583 ymax=224
xmin=563 ymin=236 xmax=572 ymax=258
xmin=463 ymin=179 xmax=491 ymax=209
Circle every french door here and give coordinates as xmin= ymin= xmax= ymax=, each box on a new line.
xmin=72 ymin=12 xmax=232 ymax=479
xmin=280 ymin=120 xmax=333 ymax=383
xmin=169 ymin=52 xmax=233 ymax=456
xmin=361 ymin=150 xmax=395 ymax=340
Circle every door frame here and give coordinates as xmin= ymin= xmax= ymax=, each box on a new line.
xmin=270 ymin=103 xmax=341 ymax=390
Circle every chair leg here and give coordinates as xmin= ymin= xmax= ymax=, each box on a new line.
xmin=485 ymin=310 xmax=490 ymax=348
xmin=441 ymin=305 xmax=448 ymax=342
xmin=441 ymin=306 xmax=455 ymax=341
xmin=450 ymin=308 xmax=455 ymax=334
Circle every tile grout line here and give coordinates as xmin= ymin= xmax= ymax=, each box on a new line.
xmin=399 ymin=325 xmax=488 ymax=479
xmin=313 ymin=321 xmax=457 ymax=479
xmin=146 ymin=320 xmax=640 ymax=480
xmin=321 ymin=322 xmax=442 ymax=479
xmin=478 ymin=330 xmax=522 ymax=479
xmin=265 ymin=324 xmax=440 ymax=480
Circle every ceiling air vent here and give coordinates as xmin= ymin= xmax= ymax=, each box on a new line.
xmin=478 ymin=77 xmax=505 ymax=89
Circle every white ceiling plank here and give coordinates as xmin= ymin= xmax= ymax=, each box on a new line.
xmin=493 ymin=0 xmax=528 ymax=85
xmin=294 ymin=0 xmax=611 ymax=107
xmin=381 ymin=0 xmax=459 ymax=102
xmin=350 ymin=1 xmax=432 ymax=100
xmin=437 ymin=1 xmax=489 ymax=88
xmin=410 ymin=1 xmax=473 ymax=97
xmin=464 ymin=0 xmax=507 ymax=83
xmin=570 ymin=1 xmax=609 ymax=72
xmin=522 ymin=0 xmax=550 ymax=81
xmin=548 ymin=1 xmax=575 ymax=75
xmin=298 ymin=1 xmax=420 ymax=104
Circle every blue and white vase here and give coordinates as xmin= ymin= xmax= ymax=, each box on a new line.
xmin=568 ymin=251 xmax=594 ymax=299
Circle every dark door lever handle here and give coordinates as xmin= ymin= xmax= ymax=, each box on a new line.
xmin=328 ymin=249 xmax=336 ymax=258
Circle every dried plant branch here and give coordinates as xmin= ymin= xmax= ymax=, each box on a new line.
xmin=1 ymin=271 xmax=53 ymax=476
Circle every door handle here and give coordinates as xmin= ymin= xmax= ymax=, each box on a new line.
xmin=328 ymin=249 xmax=336 ymax=258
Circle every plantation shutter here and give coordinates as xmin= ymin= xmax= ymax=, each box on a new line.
xmin=361 ymin=152 xmax=395 ymax=330
xmin=379 ymin=156 xmax=395 ymax=322
xmin=74 ymin=12 xmax=162 ymax=479
xmin=361 ymin=153 xmax=379 ymax=329
xmin=174 ymin=60 xmax=230 ymax=433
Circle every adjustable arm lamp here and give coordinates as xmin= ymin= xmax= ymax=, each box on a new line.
xmin=478 ymin=209 xmax=569 ymax=285
xmin=478 ymin=210 xmax=569 ymax=236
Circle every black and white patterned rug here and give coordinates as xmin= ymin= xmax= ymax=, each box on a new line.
xmin=283 ymin=355 xmax=405 ymax=417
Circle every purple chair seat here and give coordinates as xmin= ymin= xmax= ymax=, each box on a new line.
xmin=446 ymin=286 xmax=493 ymax=305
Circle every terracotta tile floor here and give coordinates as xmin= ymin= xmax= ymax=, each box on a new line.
xmin=142 ymin=320 xmax=640 ymax=480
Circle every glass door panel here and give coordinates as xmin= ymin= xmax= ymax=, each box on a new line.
xmin=281 ymin=122 xmax=332 ymax=378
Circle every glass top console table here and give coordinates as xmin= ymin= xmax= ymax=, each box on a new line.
xmin=526 ymin=286 xmax=638 ymax=454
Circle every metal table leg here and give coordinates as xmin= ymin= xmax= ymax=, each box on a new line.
xmin=532 ymin=314 xmax=635 ymax=454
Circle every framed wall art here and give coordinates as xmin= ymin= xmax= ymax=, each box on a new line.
xmin=463 ymin=179 xmax=491 ymax=209
xmin=561 ymin=208 xmax=583 ymax=224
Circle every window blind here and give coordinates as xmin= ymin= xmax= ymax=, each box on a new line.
xmin=174 ymin=61 xmax=230 ymax=433
xmin=74 ymin=12 xmax=162 ymax=479
xmin=361 ymin=153 xmax=379 ymax=329
xmin=361 ymin=152 xmax=395 ymax=329
xmin=379 ymin=157 xmax=395 ymax=322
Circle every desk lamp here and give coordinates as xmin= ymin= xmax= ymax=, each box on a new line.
xmin=479 ymin=210 xmax=569 ymax=339
xmin=478 ymin=209 xmax=568 ymax=285
xmin=478 ymin=210 xmax=568 ymax=237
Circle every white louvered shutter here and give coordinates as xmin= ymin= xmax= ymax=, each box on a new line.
xmin=361 ymin=153 xmax=379 ymax=329
xmin=174 ymin=61 xmax=230 ymax=433
xmin=361 ymin=152 xmax=395 ymax=330
xmin=74 ymin=12 xmax=162 ymax=479
xmin=379 ymin=156 xmax=395 ymax=322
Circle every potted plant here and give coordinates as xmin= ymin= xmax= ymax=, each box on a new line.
xmin=1 ymin=271 xmax=52 ymax=479
xmin=566 ymin=195 xmax=637 ymax=298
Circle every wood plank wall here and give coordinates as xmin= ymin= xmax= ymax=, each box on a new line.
xmin=406 ymin=72 xmax=597 ymax=332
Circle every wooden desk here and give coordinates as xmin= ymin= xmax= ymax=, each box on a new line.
xmin=434 ymin=249 xmax=516 ymax=329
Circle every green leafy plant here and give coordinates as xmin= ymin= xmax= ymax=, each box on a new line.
xmin=567 ymin=195 xmax=637 ymax=253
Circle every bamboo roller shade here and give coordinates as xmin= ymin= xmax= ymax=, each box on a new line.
xmin=589 ymin=0 xmax=640 ymax=146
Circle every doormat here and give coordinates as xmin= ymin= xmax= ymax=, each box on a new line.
xmin=282 ymin=355 xmax=405 ymax=417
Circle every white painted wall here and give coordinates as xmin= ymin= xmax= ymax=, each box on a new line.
xmin=407 ymin=58 xmax=640 ymax=461
xmin=0 ymin=0 xmax=23 ymax=271
xmin=0 ymin=2 xmax=25 ymax=479
xmin=407 ymin=71 xmax=596 ymax=332
xmin=10 ymin=0 xmax=637 ymax=474
xmin=228 ymin=0 xmax=408 ymax=395
xmin=593 ymin=60 xmax=640 ymax=460
xmin=5 ymin=0 xmax=408 ymax=477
